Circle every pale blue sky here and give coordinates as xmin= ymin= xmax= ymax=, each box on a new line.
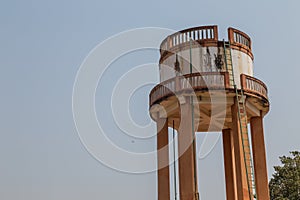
xmin=0 ymin=0 xmax=299 ymax=200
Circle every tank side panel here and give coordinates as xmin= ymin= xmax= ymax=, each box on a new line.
xmin=159 ymin=47 xmax=253 ymax=86
xmin=231 ymin=49 xmax=254 ymax=88
xmin=159 ymin=46 xmax=225 ymax=81
xmin=159 ymin=56 xmax=176 ymax=82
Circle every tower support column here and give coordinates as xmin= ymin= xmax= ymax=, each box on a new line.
xmin=231 ymin=100 xmax=250 ymax=200
xmin=222 ymin=128 xmax=237 ymax=200
xmin=250 ymin=115 xmax=270 ymax=200
xmin=178 ymin=97 xmax=198 ymax=200
xmin=157 ymin=117 xmax=170 ymax=200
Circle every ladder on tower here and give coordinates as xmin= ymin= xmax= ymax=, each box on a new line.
xmin=223 ymin=41 xmax=235 ymax=86
xmin=223 ymin=41 xmax=257 ymax=200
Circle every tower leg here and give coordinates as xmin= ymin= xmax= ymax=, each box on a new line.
xmin=178 ymin=98 xmax=198 ymax=200
xmin=222 ymin=128 xmax=237 ymax=200
xmin=231 ymin=101 xmax=250 ymax=200
xmin=157 ymin=117 xmax=170 ymax=200
xmin=250 ymin=116 xmax=270 ymax=200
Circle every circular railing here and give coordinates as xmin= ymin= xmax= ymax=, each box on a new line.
xmin=160 ymin=25 xmax=218 ymax=56
xmin=149 ymin=72 xmax=229 ymax=106
xmin=149 ymin=73 xmax=268 ymax=107
xmin=159 ymin=26 xmax=253 ymax=60
xmin=240 ymin=74 xmax=268 ymax=100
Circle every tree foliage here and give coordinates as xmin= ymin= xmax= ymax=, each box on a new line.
xmin=269 ymin=151 xmax=300 ymax=200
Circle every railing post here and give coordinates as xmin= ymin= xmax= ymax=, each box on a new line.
xmin=248 ymin=36 xmax=252 ymax=50
xmin=175 ymin=76 xmax=181 ymax=93
xmin=240 ymin=74 xmax=247 ymax=90
xmin=224 ymin=72 xmax=230 ymax=88
xmin=228 ymin=28 xmax=235 ymax=44
xmin=167 ymin=36 xmax=171 ymax=49
xmin=213 ymin=26 xmax=219 ymax=41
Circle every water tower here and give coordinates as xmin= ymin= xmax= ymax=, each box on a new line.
xmin=149 ymin=25 xmax=270 ymax=200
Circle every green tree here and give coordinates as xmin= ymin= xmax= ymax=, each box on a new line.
xmin=269 ymin=151 xmax=300 ymax=200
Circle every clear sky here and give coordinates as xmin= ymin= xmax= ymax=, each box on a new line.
xmin=1 ymin=0 xmax=299 ymax=200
